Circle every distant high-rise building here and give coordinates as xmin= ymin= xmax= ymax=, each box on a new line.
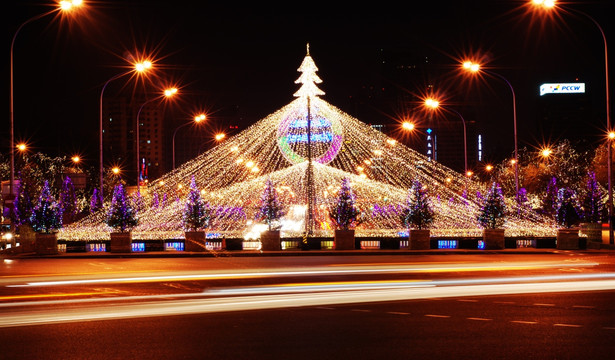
xmin=103 ymin=97 xmax=167 ymax=185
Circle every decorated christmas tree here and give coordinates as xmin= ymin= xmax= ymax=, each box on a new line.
xmin=581 ymin=171 xmax=604 ymax=223
xmin=30 ymin=180 xmax=62 ymax=233
xmin=182 ymin=176 xmax=211 ymax=231
xmin=329 ymin=177 xmax=362 ymax=230
xmin=59 ymin=176 xmax=77 ymax=223
xmin=477 ymin=182 xmax=507 ymax=229
xmin=255 ymin=178 xmax=285 ymax=231
xmin=106 ymin=184 xmax=138 ymax=232
xmin=556 ymin=187 xmax=581 ymax=228
xmin=12 ymin=174 xmax=34 ymax=227
xmin=401 ymin=179 xmax=434 ymax=230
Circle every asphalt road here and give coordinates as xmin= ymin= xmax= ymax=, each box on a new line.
xmin=2 ymin=291 xmax=614 ymax=360
xmin=2 ymin=253 xmax=615 ymax=359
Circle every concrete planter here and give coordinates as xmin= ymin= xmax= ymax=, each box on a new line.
xmin=483 ymin=229 xmax=505 ymax=250
xmin=409 ymin=229 xmax=430 ymax=250
xmin=35 ymin=233 xmax=58 ymax=255
xmin=110 ymin=232 xmax=132 ymax=253
xmin=260 ymin=230 xmax=281 ymax=251
xmin=556 ymin=228 xmax=580 ymax=249
xmin=18 ymin=224 xmax=36 ymax=253
xmin=184 ymin=231 xmax=207 ymax=252
xmin=334 ymin=229 xmax=355 ymax=250
xmin=579 ymin=223 xmax=601 ymax=243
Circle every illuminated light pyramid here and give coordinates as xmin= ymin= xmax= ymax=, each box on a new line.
xmin=60 ymin=45 xmax=557 ymax=241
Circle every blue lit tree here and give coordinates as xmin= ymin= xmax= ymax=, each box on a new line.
xmin=329 ymin=178 xmax=362 ymax=230
xmin=106 ymin=184 xmax=138 ymax=232
xmin=182 ymin=176 xmax=211 ymax=231
xmin=477 ymin=182 xmax=507 ymax=229
xmin=400 ymin=179 xmax=434 ymax=230
xmin=255 ymin=178 xmax=284 ymax=231
xmin=30 ymin=180 xmax=62 ymax=233
xmin=556 ymin=187 xmax=581 ymax=229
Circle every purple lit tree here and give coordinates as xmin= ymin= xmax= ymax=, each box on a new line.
xmin=106 ymin=184 xmax=138 ymax=232
xmin=12 ymin=174 xmax=33 ymax=227
xmin=541 ymin=176 xmax=559 ymax=218
xmin=556 ymin=187 xmax=581 ymax=229
xmin=182 ymin=176 xmax=211 ymax=231
xmin=400 ymin=179 xmax=434 ymax=230
xmin=477 ymin=182 xmax=506 ymax=229
xmin=152 ymin=192 xmax=160 ymax=209
xmin=255 ymin=178 xmax=284 ymax=231
xmin=30 ymin=180 xmax=62 ymax=233
xmin=581 ymin=171 xmax=605 ymax=223
xmin=90 ymin=188 xmax=102 ymax=214
xmin=329 ymin=178 xmax=362 ymax=230
xmin=59 ymin=176 xmax=77 ymax=223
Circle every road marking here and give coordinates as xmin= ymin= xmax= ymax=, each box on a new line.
xmin=351 ymin=309 xmax=371 ymax=313
xmin=534 ymin=303 xmax=555 ymax=307
xmin=554 ymin=323 xmax=582 ymax=328
xmin=467 ymin=317 xmax=492 ymax=321
xmin=425 ymin=314 xmax=450 ymax=318
xmin=316 ymin=307 xmax=335 ymax=310
xmin=572 ymin=305 xmax=595 ymax=309
xmin=494 ymin=301 xmax=515 ymax=304
xmin=457 ymin=299 xmax=478 ymax=302
xmin=603 ymin=327 xmax=615 ymax=330
xmin=388 ymin=311 xmax=409 ymax=315
xmin=511 ymin=320 xmax=538 ymax=325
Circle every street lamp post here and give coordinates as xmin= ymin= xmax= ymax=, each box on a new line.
xmin=462 ymin=61 xmax=519 ymax=203
xmin=135 ymin=87 xmax=178 ymax=192
xmin=532 ymin=0 xmax=612 ymax=243
xmin=99 ymin=60 xmax=153 ymax=199
xmin=9 ymin=2 xmax=83 ymax=219
xmin=172 ymin=114 xmax=206 ymax=170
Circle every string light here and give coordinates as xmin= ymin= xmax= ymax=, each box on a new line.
xmin=59 ymin=49 xmax=557 ymax=241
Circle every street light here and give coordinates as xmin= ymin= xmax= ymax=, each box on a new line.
xmin=402 ymin=121 xmax=415 ymax=131
xmin=531 ymin=0 xmax=612 ymax=244
xmin=9 ymin=1 xmax=84 ymax=212
xmin=172 ymin=113 xmax=206 ymax=170
xmin=462 ymin=60 xmax=519 ymax=204
xmin=135 ymin=87 xmax=179 ymax=192
xmin=424 ymin=98 xmax=468 ymax=175
xmin=99 ymin=59 xmax=153 ymax=199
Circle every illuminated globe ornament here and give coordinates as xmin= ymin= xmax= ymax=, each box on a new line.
xmin=276 ymin=101 xmax=343 ymax=165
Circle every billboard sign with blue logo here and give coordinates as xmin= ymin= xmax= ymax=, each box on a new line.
xmin=540 ymin=83 xmax=585 ymax=96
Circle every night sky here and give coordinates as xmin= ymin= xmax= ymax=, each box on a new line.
xmin=4 ymin=0 xmax=614 ymax=167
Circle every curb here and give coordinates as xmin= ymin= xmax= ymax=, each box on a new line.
xmin=5 ymin=248 xmax=612 ymax=259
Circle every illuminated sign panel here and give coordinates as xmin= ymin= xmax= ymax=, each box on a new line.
xmin=540 ymin=83 xmax=585 ymax=96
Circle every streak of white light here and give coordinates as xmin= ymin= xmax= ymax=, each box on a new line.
xmin=2 ymin=278 xmax=615 ymax=328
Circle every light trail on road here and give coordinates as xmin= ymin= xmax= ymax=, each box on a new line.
xmin=2 ymin=276 xmax=615 ymax=328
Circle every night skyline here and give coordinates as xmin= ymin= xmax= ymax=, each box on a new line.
xmin=4 ymin=0 xmax=614 ymax=171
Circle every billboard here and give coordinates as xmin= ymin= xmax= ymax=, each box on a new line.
xmin=540 ymin=83 xmax=585 ymax=96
